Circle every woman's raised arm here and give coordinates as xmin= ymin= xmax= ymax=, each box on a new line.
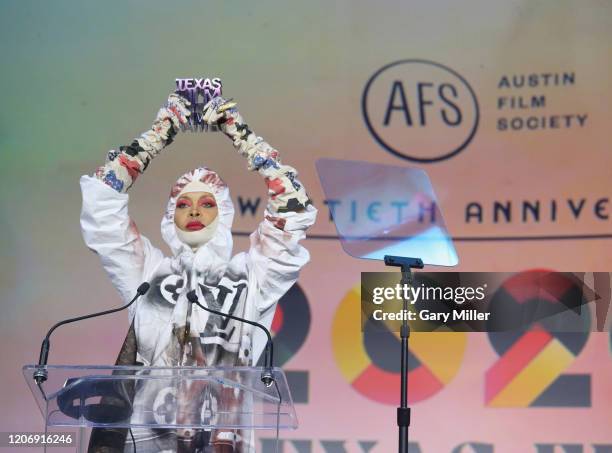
xmin=80 ymin=94 xmax=190 ymax=313
xmin=202 ymin=97 xmax=317 ymax=317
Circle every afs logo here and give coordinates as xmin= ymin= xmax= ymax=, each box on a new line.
xmin=362 ymin=59 xmax=479 ymax=163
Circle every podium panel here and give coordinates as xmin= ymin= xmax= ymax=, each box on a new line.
xmin=24 ymin=365 xmax=297 ymax=452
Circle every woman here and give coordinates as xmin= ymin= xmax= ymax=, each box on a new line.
xmin=80 ymin=94 xmax=316 ymax=452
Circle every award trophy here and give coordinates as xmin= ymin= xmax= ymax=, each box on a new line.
xmin=175 ymin=77 xmax=229 ymax=132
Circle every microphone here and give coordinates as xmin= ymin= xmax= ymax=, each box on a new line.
xmin=186 ymin=290 xmax=276 ymax=387
xmin=33 ymin=282 xmax=151 ymax=384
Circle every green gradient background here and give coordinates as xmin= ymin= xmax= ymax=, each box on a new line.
xmin=1 ymin=1 xmax=612 ymax=451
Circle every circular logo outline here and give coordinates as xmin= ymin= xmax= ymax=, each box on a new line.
xmin=362 ymin=59 xmax=480 ymax=163
xmin=332 ymin=283 xmax=467 ymax=405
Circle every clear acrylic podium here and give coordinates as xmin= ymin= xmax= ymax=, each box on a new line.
xmin=24 ymin=365 xmax=297 ymax=452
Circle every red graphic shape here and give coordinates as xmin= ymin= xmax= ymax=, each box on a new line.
xmin=503 ymin=269 xmax=573 ymax=305
xmin=485 ymin=329 xmax=553 ymax=404
xmin=271 ymin=305 xmax=284 ymax=334
xmin=352 ymin=363 xmax=444 ymax=405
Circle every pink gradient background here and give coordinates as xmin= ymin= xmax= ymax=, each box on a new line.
xmin=1 ymin=0 xmax=611 ymax=451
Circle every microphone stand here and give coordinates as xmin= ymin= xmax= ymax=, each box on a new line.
xmin=185 ymin=290 xmax=276 ymax=387
xmin=384 ymin=255 xmax=424 ymax=453
xmin=33 ymin=282 xmax=150 ymax=384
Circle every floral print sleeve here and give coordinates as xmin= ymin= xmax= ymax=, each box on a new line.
xmin=94 ymin=94 xmax=191 ymax=193
xmin=202 ymin=97 xmax=313 ymax=216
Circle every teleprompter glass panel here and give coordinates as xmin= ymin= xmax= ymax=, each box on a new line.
xmin=315 ymin=158 xmax=458 ymax=266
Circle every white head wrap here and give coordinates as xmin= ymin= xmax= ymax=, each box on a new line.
xmin=160 ymin=167 xmax=234 ymax=286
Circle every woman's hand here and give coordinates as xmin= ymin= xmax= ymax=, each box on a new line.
xmin=142 ymin=93 xmax=192 ymax=150
xmin=202 ymin=97 xmax=279 ymax=170
xmin=156 ymin=94 xmax=191 ymax=137
xmin=201 ymin=96 xmax=237 ymax=127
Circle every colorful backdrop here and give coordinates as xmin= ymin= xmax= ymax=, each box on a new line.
xmin=1 ymin=1 xmax=611 ymax=451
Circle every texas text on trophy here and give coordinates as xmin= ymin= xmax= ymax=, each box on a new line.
xmin=175 ymin=77 xmax=222 ymax=131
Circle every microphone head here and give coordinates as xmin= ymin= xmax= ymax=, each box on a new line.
xmin=33 ymin=367 xmax=48 ymax=384
xmin=137 ymin=282 xmax=151 ymax=295
xmin=261 ymin=369 xmax=274 ymax=388
xmin=186 ymin=290 xmax=198 ymax=303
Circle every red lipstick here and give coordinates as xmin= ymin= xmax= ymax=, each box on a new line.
xmin=185 ymin=221 xmax=205 ymax=231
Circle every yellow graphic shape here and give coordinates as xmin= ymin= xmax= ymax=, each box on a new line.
xmin=333 ymin=284 xmax=467 ymax=386
xmin=403 ymin=332 xmax=467 ymax=385
xmin=488 ymin=338 xmax=574 ymax=407
xmin=332 ymin=284 xmax=370 ymax=381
